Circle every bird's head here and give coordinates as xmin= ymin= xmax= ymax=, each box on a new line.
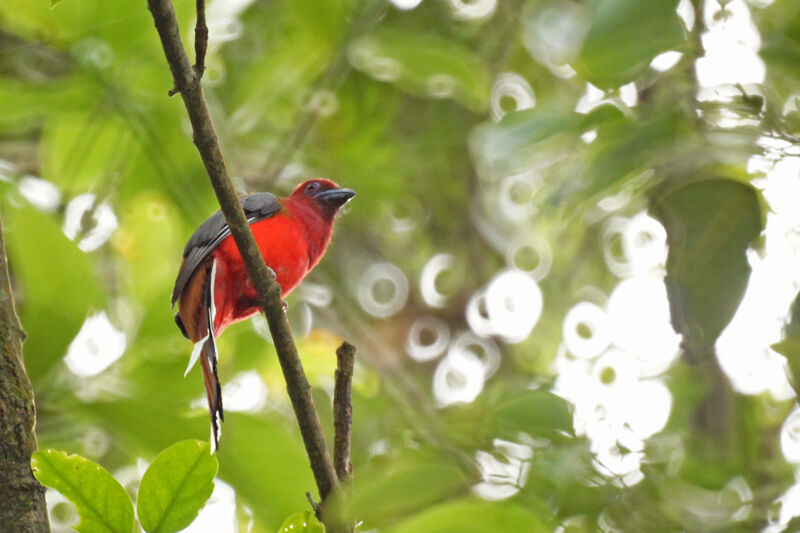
xmin=289 ymin=179 xmax=356 ymax=219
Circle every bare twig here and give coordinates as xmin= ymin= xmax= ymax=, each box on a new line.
xmin=146 ymin=0 xmax=340 ymax=506
xmin=306 ymin=491 xmax=321 ymax=517
xmin=333 ymin=342 xmax=356 ymax=482
xmin=0 ymin=211 xmax=50 ymax=532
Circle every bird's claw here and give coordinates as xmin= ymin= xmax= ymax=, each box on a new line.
xmin=263 ymin=266 xmax=285 ymax=311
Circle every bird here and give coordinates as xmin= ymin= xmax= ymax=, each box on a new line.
xmin=171 ymin=179 xmax=355 ymax=450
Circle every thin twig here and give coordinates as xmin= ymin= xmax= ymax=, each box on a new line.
xmin=146 ymin=0 xmax=340 ymax=505
xmin=333 ymin=342 xmax=356 ymax=482
xmin=306 ymin=491 xmax=321 ymax=518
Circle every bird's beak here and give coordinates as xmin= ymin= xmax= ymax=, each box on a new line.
xmin=315 ymin=187 xmax=356 ymax=209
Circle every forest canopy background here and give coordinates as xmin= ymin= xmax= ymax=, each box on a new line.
xmin=2 ymin=0 xmax=800 ymax=531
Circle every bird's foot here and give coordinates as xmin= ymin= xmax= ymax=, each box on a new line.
xmin=266 ymin=266 xmax=277 ymax=280
xmin=282 ymin=300 xmax=289 ymax=313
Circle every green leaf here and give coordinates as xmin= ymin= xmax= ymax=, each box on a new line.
xmin=49 ymin=0 xmax=64 ymax=8
xmin=137 ymin=440 xmax=218 ymax=533
xmin=575 ymin=0 xmax=686 ymax=88
xmin=494 ymin=390 xmax=574 ymax=437
xmin=277 ymin=511 xmax=325 ymax=533
xmin=31 ymin=449 xmax=134 ymax=533
xmin=385 ymin=499 xmax=549 ymax=533
xmin=651 ymin=179 xmax=763 ymax=356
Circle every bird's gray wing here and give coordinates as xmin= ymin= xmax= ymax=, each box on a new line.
xmin=170 ymin=193 xmax=281 ymax=306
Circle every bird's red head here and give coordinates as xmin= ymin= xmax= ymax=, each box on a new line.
xmin=289 ymin=179 xmax=356 ymax=219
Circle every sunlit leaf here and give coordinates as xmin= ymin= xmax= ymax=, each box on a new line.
xmin=651 ymin=179 xmax=763 ymax=356
xmin=31 ymin=449 xmax=134 ymax=533
xmin=136 ymin=440 xmax=218 ymax=533
xmin=277 ymin=511 xmax=325 ymax=533
xmin=575 ymin=0 xmax=686 ymax=88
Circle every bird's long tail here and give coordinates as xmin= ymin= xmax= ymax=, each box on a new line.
xmin=185 ymin=259 xmax=223 ymax=452
xmin=200 ymin=338 xmax=223 ymax=452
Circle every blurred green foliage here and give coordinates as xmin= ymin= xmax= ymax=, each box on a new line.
xmin=1 ymin=0 xmax=800 ymax=531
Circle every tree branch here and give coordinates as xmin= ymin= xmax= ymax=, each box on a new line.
xmin=333 ymin=342 xmax=355 ymax=482
xmin=0 ymin=211 xmax=50 ymax=532
xmin=193 ymin=0 xmax=207 ymax=79
xmin=146 ymin=0 xmax=340 ymax=505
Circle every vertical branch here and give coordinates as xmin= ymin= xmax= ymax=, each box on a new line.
xmin=0 ymin=211 xmax=50 ymax=532
xmin=146 ymin=0 xmax=340 ymax=507
xmin=333 ymin=342 xmax=356 ymax=482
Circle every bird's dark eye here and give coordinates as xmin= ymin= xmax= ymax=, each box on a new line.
xmin=305 ymin=182 xmax=320 ymax=195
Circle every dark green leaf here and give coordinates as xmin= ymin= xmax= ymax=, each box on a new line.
xmin=137 ymin=440 xmax=218 ymax=533
xmin=31 ymin=449 xmax=134 ymax=533
xmin=651 ymin=179 xmax=763 ymax=355
xmin=494 ymin=390 xmax=574 ymax=437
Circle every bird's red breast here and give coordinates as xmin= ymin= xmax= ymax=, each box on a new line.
xmin=209 ymin=208 xmax=320 ymax=336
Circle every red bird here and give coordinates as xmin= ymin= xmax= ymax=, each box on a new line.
xmin=171 ymin=179 xmax=355 ymax=449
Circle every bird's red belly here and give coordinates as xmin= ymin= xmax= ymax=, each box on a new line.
xmin=211 ymin=215 xmax=309 ymax=334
